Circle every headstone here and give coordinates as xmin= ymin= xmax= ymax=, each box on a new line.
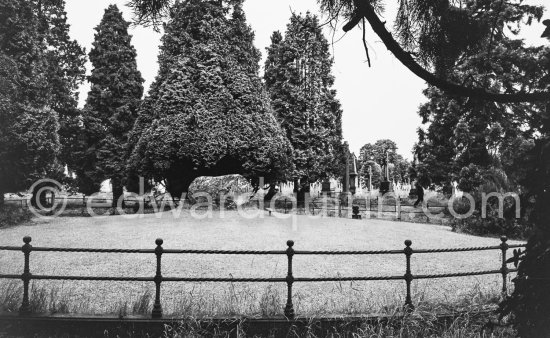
xmin=322 ymin=181 xmax=331 ymax=197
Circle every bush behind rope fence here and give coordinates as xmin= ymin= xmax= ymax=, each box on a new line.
xmin=0 ymin=236 xmax=524 ymax=319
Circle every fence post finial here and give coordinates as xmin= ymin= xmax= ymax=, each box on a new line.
xmin=20 ymin=236 xmax=32 ymax=315
xmin=152 ymin=238 xmax=164 ymax=319
xmin=404 ymin=240 xmax=414 ymax=312
xmin=284 ymin=240 xmax=295 ymax=320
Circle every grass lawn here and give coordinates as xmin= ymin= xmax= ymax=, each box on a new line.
xmin=0 ymin=210 xmax=523 ymax=317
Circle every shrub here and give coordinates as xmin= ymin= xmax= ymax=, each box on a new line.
xmin=448 ymin=166 xmax=533 ymax=239
xmin=451 ymin=216 xmax=532 ymax=240
xmin=0 ymin=204 xmax=32 ymax=228
xmin=449 ymin=190 xmax=532 ymax=240
xmin=457 ymin=164 xmax=485 ymax=193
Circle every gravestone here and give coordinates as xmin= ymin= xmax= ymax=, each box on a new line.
xmin=322 ymin=181 xmax=331 ymax=196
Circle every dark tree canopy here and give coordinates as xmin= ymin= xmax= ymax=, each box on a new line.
xmin=129 ymin=0 xmax=550 ymax=103
xmin=264 ymin=13 xmax=344 ymax=185
xmin=128 ymin=0 xmax=293 ymax=198
xmin=414 ymin=1 xmax=548 ymax=190
xmin=321 ymin=0 xmax=550 ymax=103
xmin=0 ymin=0 xmax=63 ymax=204
xmin=32 ymin=0 xmax=87 ymax=171
xmin=498 ymin=26 xmax=550 ymax=338
xmin=75 ymin=5 xmax=144 ymax=204
xmin=359 ymin=140 xmax=397 ymax=166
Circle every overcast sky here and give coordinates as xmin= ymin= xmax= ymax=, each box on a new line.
xmin=65 ymin=0 xmax=548 ymax=160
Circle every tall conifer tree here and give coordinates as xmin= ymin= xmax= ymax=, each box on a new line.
xmin=32 ymin=0 xmax=87 ymax=170
xmin=0 ymin=0 xmax=62 ymax=206
xmin=128 ymin=0 xmax=293 ymax=197
xmin=78 ymin=5 xmax=144 ymax=206
xmin=264 ymin=13 xmax=344 ymax=191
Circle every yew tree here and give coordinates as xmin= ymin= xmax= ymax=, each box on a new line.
xmin=264 ymin=13 xmax=344 ymax=188
xmin=0 ymin=0 xmax=63 ymax=206
xmin=78 ymin=5 xmax=144 ymax=205
xmin=128 ymin=0 xmax=293 ymax=198
xmin=413 ymin=2 xmax=548 ymax=188
xmin=32 ymin=0 xmax=87 ymax=171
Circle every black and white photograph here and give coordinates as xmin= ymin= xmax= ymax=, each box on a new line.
xmin=0 ymin=0 xmax=549 ymax=336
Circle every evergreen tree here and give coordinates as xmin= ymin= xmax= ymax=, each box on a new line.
xmin=401 ymin=2 xmax=550 ymax=333
xmin=500 ymin=33 xmax=550 ymax=338
xmin=77 ymin=5 xmax=144 ymax=206
xmin=264 ymin=13 xmax=344 ymax=191
xmin=128 ymin=0 xmax=293 ymax=198
xmin=415 ymin=42 xmax=547 ymax=189
xmin=0 ymin=0 xmax=62 ymax=206
xmin=32 ymin=0 xmax=87 ymax=171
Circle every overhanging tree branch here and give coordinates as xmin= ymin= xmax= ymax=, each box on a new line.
xmin=344 ymin=0 xmax=550 ymax=103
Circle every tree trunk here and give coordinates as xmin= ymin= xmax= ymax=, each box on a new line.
xmin=111 ymin=178 xmax=124 ymax=210
xmin=166 ymin=175 xmax=196 ymax=204
xmin=31 ymin=184 xmax=51 ymax=211
xmin=297 ymin=177 xmax=309 ymax=208
xmin=293 ymin=177 xmax=300 ymax=194
xmin=264 ymin=184 xmax=277 ymax=203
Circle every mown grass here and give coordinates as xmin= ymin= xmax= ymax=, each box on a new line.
xmin=0 ymin=211 xmax=524 ymax=317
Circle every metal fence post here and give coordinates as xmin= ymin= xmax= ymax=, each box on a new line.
xmin=152 ymin=238 xmax=164 ymax=318
xmin=284 ymin=240 xmax=295 ymax=320
xmin=404 ymin=240 xmax=414 ymax=311
xmin=500 ymin=236 xmax=509 ymax=297
xmin=20 ymin=236 xmax=32 ymax=315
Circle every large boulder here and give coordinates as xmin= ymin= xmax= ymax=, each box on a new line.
xmin=187 ymin=175 xmax=253 ymax=206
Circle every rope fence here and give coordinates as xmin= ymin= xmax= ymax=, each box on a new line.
xmin=0 ymin=236 xmax=524 ymax=319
